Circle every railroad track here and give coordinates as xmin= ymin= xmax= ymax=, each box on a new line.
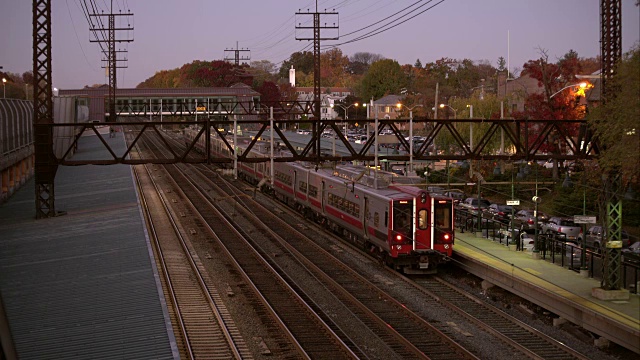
xmin=130 ymin=126 xmax=594 ymax=359
xmin=223 ymin=170 xmax=594 ymax=360
xmin=411 ymin=276 xmax=590 ymax=360
xmin=125 ymin=130 xmax=251 ymax=358
xmin=133 ymin=128 xmax=358 ymax=359
xmin=186 ymin=165 xmax=478 ymax=360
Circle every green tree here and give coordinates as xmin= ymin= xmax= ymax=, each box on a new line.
xmin=587 ymin=45 xmax=640 ymax=189
xmin=278 ymin=51 xmax=314 ymax=79
xmin=357 ymin=59 xmax=408 ymax=100
xmin=497 ymin=57 xmax=506 ymax=72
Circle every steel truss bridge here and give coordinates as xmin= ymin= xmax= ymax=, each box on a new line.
xmin=52 ymin=102 xmax=598 ymax=166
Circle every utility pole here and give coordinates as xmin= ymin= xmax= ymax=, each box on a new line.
xmin=33 ymin=0 xmax=56 ymax=218
xmin=224 ymin=42 xmax=251 ymax=66
xmin=295 ymin=2 xmax=338 ymax=158
xmin=89 ymin=0 xmax=133 ymax=122
xmin=599 ymin=0 xmax=623 ymax=293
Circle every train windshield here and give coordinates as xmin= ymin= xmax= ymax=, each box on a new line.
xmin=393 ymin=200 xmax=413 ymax=235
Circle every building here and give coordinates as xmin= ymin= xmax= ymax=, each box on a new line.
xmin=58 ymin=83 xmax=261 ymax=122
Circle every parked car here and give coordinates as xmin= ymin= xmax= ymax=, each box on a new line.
xmin=443 ymin=190 xmax=466 ymax=205
xmin=541 ymin=217 xmax=582 ymax=243
xmin=576 ymin=225 xmax=631 ymax=253
xmin=511 ymin=209 xmax=548 ymax=233
xmin=622 ymin=242 xmax=640 ymax=265
xmin=458 ymin=197 xmax=491 ymax=216
xmin=484 ymin=204 xmax=514 ymax=224
xmin=426 ymin=186 xmax=446 ymax=195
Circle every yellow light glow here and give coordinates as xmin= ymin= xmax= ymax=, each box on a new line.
xmin=396 ymin=103 xmax=402 ymax=109
xmin=439 ymin=103 xmax=445 ymax=108
xmin=574 ymin=82 xmax=593 ymax=97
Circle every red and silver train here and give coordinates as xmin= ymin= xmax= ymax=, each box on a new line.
xmin=185 ymin=129 xmax=454 ymax=273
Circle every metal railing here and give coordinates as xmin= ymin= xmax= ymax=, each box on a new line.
xmin=454 ymin=209 xmax=639 ymax=294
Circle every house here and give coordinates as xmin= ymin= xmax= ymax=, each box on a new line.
xmin=372 ymin=94 xmax=403 ymax=119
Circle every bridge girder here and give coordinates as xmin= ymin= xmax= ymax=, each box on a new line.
xmin=50 ymin=116 xmax=598 ymax=166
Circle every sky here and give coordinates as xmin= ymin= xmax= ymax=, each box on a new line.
xmin=1 ymin=0 xmax=638 ymax=90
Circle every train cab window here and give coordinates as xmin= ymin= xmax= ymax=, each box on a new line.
xmin=434 ymin=201 xmax=452 ymax=230
xmin=418 ymin=209 xmax=428 ymax=230
xmin=394 ymin=210 xmax=411 ymax=234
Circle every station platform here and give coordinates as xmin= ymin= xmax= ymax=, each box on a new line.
xmin=0 ymin=129 xmax=177 ymax=359
xmin=452 ymin=230 xmax=640 ymax=354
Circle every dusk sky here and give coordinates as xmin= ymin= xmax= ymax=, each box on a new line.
xmin=2 ymin=1 xmax=638 ymax=90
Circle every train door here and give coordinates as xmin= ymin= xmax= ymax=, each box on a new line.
xmin=414 ymin=191 xmax=430 ymax=251
xmin=363 ymin=196 xmax=370 ymax=239
xmin=321 ymin=181 xmax=326 ymax=212
xmin=293 ymin=170 xmax=298 ymax=202
xmin=432 ymin=198 xmax=454 ymax=253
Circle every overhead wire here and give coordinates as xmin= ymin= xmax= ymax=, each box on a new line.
xmin=324 ymin=0 xmax=445 ymax=49
xmin=67 ymin=0 xmax=99 ymax=71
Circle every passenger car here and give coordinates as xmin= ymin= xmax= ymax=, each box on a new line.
xmin=484 ymin=204 xmax=514 ymax=224
xmin=511 ymin=209 xmax=548 ymax=233
xmin=443 ymin=190 xmax=466 ymax=205
xmin=458 ymin=197 xmax=491 ymax=216
xmin=577 ymin=225 xmax=631 ymax=253
xmin=541 ymin=217 xmax=581 ymax=243
xmin=622 ymin=242 xmax=640 ymax=265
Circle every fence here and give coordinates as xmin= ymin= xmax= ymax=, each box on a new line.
xmin=454 ymin=208 xmax=639 ymax=294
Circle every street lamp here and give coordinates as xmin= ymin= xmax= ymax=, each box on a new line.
xmin=2 ymin=78 xmax=6 ymax=98
xmin=331 ymin=102 xmax=359 ymax=136
xmin=439 ymin=103 xmax=457 ymax=118
xmin=549 ymin=82 xmax=589 ymax=99
xmin=397 ymin=103 xmax=423 ymax=174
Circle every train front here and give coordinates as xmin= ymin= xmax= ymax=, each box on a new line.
xmin=390 ymin=189 xmax=454 ymax=273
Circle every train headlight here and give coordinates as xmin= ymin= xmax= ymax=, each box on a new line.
xmin=443 ymin=233 xmax=450 ymax=241
xmin=395 ymin=234 xmax=403 ymax=242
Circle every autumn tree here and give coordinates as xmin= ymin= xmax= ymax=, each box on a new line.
xmin=256 ymin=81 xmax=281 ymax=105
xmin=181 ymin=60 xmax=252 ymax=87
xmin=137 ymin=68 xmax=182 ymax=88
xmin=320 ymin=48 xmax=350 ymax=87
xmin=511 ymin=49 xmax=587 ymax=178
xmin=248 ymin=60 xmax=277 ymax=87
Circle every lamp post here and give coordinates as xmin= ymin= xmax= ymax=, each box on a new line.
xmin=439 ymin=103 xmax=457 ymax=118
xmin=331 ymin=102 xmax=359 ymax=137
xmin=549 ymin=82 xmax=588 ymax=99
xmin=2 ymin=78 xmax=6 ymax=98
xmin=397 ymin=103 xmax=423 ymax=174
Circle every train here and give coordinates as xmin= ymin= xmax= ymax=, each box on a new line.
xmin=184 ymin=128 xmax=454 ymax=274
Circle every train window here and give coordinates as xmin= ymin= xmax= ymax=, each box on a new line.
xmin=418 ymin=209 xmax=427 ymax=230
xmin=309 ymin=185 xmax=318 ymax=198
xmin=374 ymin=212 xmax=380 ymax=227
xmin=384 ymin=211 xmax=388 ymax=227
xmin=300 ymin=181 xmax=307 ymax=192
xmin=354 ymin=204 xmax=360 ymax=217
xmin=434 ymin=202 xmax=452 ymax=229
